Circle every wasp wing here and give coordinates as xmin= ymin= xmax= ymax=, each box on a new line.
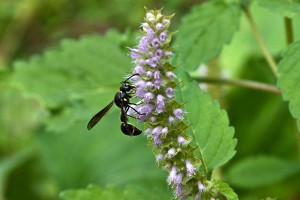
xmin=87 ymin=101 xmax=114 ymax=130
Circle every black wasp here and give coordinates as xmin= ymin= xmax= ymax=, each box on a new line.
xmin=87 ymin=74 xmax=142 ymax=136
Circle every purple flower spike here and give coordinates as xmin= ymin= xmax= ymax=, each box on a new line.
xmin=129 ymin=9 xmax=208 ymax=199
xmin=173 ymin=108 xmax=184 ymax=120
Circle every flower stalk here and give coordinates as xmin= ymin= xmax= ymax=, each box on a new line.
xmin=128 ymin=8 xmax=211 ymax=199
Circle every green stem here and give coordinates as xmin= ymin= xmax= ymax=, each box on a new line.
xmin=192 ymin=76 xmax=281 ymax=94
xmin=243 ymin=7 xmax=278 ymax=78
xmin=284 ymin=17 xmax=294 ymax=45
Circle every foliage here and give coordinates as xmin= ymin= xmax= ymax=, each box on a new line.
xmin=0 ymin=0 xmax=300 ymax=199
xmin=278 ymin=41 xmax=300 ymax=130
xmin=175 ymin=69 xmax=236 ymax=171
xmin=175 ymin=1 xmax=240 ymax=71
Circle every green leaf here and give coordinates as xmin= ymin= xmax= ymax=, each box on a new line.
xmin=257 ymin=0 xmax=300 ymax=18
xmin=226 ymin=156 xmax=300 ymax=188
xmin=59 ymin=185 xmax=171 ymax=200
xmin=11 ymin=34 xmax=132 ymax=108
xmin=176 ymin=69 xmax=237 ymax=171
xmin=10 ymin=33 xmax=134 ymax=132
xmin=174 ymin=1 xmax=241 ymax=70
xmin=278 ymin=41 xmax=300 ymax=130
xmin=0 ymin=85 xmax=44 ymax=136
xmin=211 ymin=179 xmax=238 ymax=200
xmin=36 ymin=121 xmax=169 ymax=194
xmin=59 ymin=185 xmax=103 ymax=200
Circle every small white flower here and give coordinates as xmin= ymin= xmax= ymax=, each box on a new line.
xmin=167 ymin=166 xmax=177 ymax=185
xmin=156 ymin=153 xmax=163 ymax=163
xmin=198 ymin=181 xmax=206 ymax=192
xmin=167 ymin=148 xmax=175 ymax=158
xmin=185 ymin=160 xmax=196 ymax=176
xmin=146 ymin=12 xmax=154 ymax=20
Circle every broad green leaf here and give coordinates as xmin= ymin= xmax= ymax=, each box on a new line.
xmin=59 ymin=185 xmax=171 ymax=200
xmin=60 ymin=185 xmax=103 ymax=200
xmin=176 ymin=69 xmax=236 ymax=171
xmin=226 ymin=156 xmax=300 ymax=188
xmin=211 ymin=179 xmax=238 ymax=200
xmin=0 ymin=85 xmax=44 ymax=136
xmin=10 ymin=33 xmax=134 ymax=132
xmin=36 ymin=122 xmax=169 ymax=194
xmin=257 ymin=0 xmax=300 ymax=18
xmin=11 ymin=34 xmax=132 ymax=109
xmin=175 ymin=1 xmax=240 ymax=70
xmin=278 ymin=41 xmax=300 ymax=130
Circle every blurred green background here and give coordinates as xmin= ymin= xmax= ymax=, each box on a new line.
xmin=0 ymin=0 xmax=300 ymax=200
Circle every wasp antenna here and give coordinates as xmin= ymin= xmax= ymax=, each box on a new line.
xmin=123 ymin=73 xmax=140 ymax=82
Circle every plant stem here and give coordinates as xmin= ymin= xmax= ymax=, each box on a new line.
xmin=243 ymin=7 xmax=278 ymax=78
xmin=284 ymin=17 xmax=294 ymax=45
xmin=192 ymin=76 xmax=281 ymax=94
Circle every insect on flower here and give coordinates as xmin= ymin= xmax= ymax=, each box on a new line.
xmin=87 ymin=74 xmax=143 ymax=136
